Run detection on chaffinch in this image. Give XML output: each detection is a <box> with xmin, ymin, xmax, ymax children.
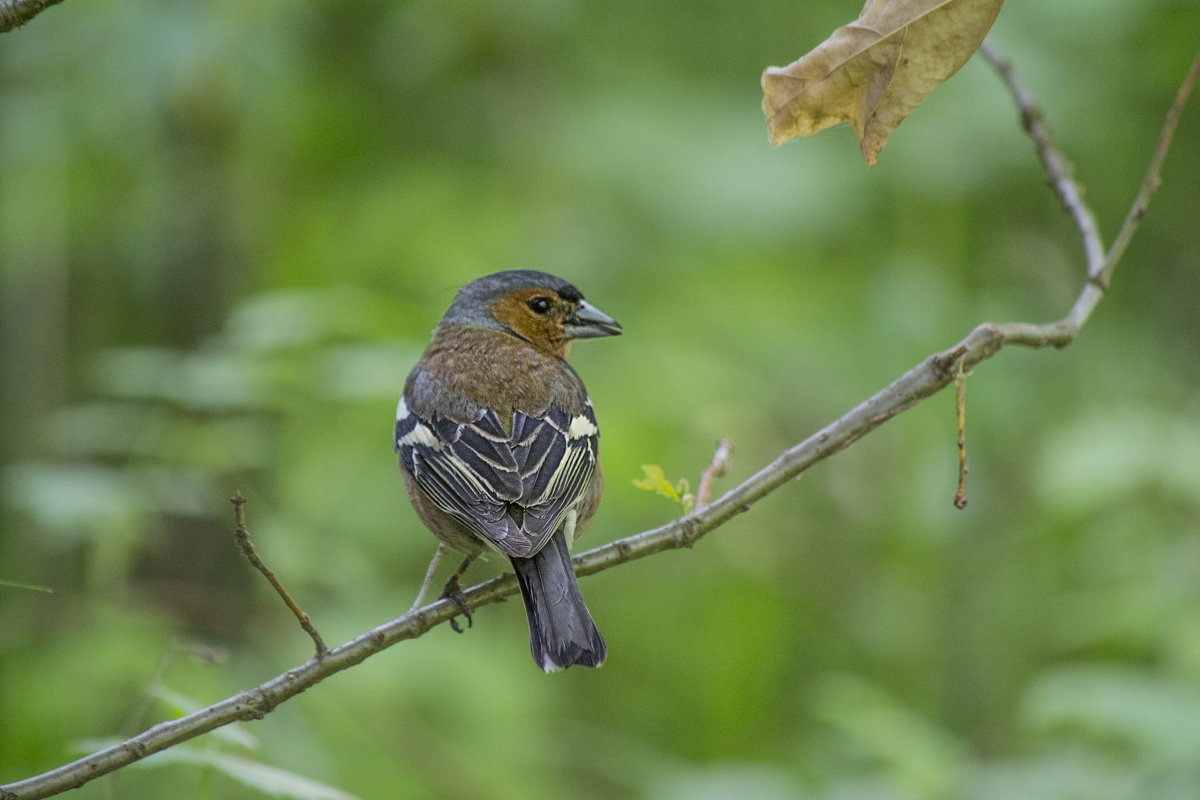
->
<box><xmin>395</xmin><ymin>270</ymin><xmax>621</xmax><ymax>671</ymax></box>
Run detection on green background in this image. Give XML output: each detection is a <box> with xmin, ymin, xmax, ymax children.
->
<box><xmin>2</xmin><ymin>1</ymin><xmax>1199</xmax><ymax>798</ymax></box>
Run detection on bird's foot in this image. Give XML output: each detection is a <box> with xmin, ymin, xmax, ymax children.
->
<box><xmin>440</xmin><ymin>575</ymin><xmax>473</xmax><ymax>633</ymax></box>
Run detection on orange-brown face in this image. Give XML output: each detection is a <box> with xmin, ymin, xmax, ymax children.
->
<box><xmin>489</xmin><ymin>287</ymin><xmax>578</xmax><ymax>359</ymax></box>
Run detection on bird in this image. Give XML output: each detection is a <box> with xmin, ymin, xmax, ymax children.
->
<box><xmin>395</xmin><ymin>270</ymin><xmax>621</xmax><ymax>671</ymax></box>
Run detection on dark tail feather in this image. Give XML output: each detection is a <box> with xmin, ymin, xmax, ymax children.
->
<box><xmin>511</xmin><ymin>530</ymin><xmax>606</xmax><ymax>671</ymax></box>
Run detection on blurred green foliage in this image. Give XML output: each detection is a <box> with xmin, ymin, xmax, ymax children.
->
<box><xmin>2</xmin><ymin>1</ymin><xmax>1199</xmax><ymax>798</ymax></box>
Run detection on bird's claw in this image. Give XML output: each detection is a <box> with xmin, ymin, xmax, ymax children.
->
<box><xmin>440</xmin><ymin>575</ymin><xmax>473</xmax><ymax>633</ymax></box>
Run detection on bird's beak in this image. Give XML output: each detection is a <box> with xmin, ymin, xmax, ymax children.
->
<box><xmin>564</xmin><ymin>300</ymin><xmax>622</xmax><ymax>339</ymax></box>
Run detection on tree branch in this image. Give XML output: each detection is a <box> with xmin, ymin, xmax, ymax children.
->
<box><xmin>1099</xmin><ymin>46</ymin><xmax>1200</xmax><ymax>289</ymax></box>
<box><xmin>3</xmin><ymin>44</ymin><xmax>1196</xmax><ymax>800</ymax></box>
<box><xmin>0</xmin><ymin>0</ymin><xmax>64</xmax><ymax>33</ymax></box>
<box><xmin>980</xmin><ymin>40</ymin><xmax>1200</xmax><ymax>343</ymax></box>
<box><xmin>953</xmin><ymin>361</ymin><xmax>969</xmax><ymax>509</ymax></box>
<box><xmin>978</xmin><ymin>41</ymin><xmax>1106</xmax><ymax>281</ymax></box>
<box><xmin>696</xmin><ymin>438</ymin><xmax>735</xmax><ymax>508</ymax></box>
<box><xmin>0</xmin><ymin>325</ymin><xmax>1002</xmax><ymax>800</ymax></box>
<box><xmin>231</xmin><ymin>492</ymin><xmax>328</xmax><ymax>656</ymax></box>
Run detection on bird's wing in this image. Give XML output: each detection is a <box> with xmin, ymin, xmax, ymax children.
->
<box><xmin>396</xmin><ymin>396</ymin><xmax>521</xmax><ymax>549</ymax></box>
<box><xmin>396</xmin><ymin>395</ymin><xmax>597</xmax><ymax>558</ymax></box>
<box><xmin>508</xmin><ymin>401</ymin><xmax>598</xmax><ymax>553</ymax></box>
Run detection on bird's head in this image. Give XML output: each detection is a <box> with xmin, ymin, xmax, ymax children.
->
<box><xmin>439</xmin><ymin>270</ymin><xmax>622</xmax><ymax>359</ymax></box>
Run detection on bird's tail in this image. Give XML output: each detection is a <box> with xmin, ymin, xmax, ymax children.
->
<box><xmin>511</xmin><ymin>531</ymin><xmax>606</xmax><ymax>671</ymax></box>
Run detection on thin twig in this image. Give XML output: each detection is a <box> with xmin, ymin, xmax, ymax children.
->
<box><xmin>979</xmin><ymin>40</ymin><xmax>1106</xmax><ymax>280</ymax></box>
<box><xmin>1098</xmin><ymin>47</ymin><xmax>1200</xmax><ymax>289</ymax></box>
<box><xmin>408</xmin><ymin>543</ymin><xmax>448</xmax><ymax>613</ymax></box>
<box><xmin>231</xmin><ymin>493</ymin><xmax>328</xmax><ymax>656</ymax></box>
<box><xmin>952</xmin><ymin>361</ymin><xmax>968</xmax><ymax>509</ymax></box>
<box><xmin>0</xmin><ymin>0</ymin><xmax>64</xmax><ymax>33</ymax></box>
<box><xmin>696</xmin><ymin>439</ymin><xmax>735</xmax><ymax>508</ymax></box>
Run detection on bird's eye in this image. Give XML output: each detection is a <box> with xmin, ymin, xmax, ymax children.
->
<box><xmin>527</xmin><ymin>296</ymin><xmax>553</xmax><ymax>314</ymax></box>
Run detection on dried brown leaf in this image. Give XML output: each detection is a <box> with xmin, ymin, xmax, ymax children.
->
<box><xmin>762</xmin><ymin>0</ymin><xmax>1005</xmax><ymax>165</ymax></box>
